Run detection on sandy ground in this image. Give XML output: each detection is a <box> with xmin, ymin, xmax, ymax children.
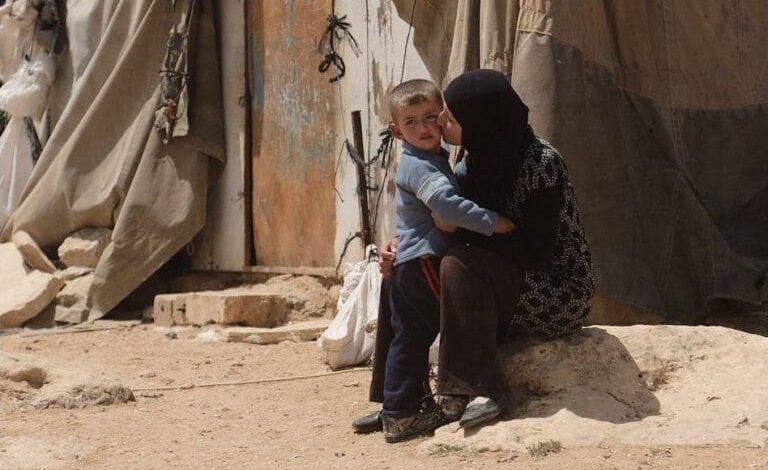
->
<box><xmin>0</xmin><ymin>324</ymin><xmax>766</xmax><ymax>470</ymax></box>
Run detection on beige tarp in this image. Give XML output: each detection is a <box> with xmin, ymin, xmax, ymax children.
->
<box><xmin>1</xmin><ymin>0</ymin><xmax>224</xmax><ymax>320</ymax></box>
<box><xmin>393</xmin><ymin>0</ymin><xmax>768</xmax><ymax>320</ymax></box>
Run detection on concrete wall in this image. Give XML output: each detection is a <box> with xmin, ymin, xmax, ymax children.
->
<box><xmin>193</xmin><ymin>0</ymin><xmax>433</xmax><ymax>272</ymax></box>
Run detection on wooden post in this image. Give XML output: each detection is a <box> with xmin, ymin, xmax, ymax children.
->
<box><xmin>351</xmin><ymin>111</ymin><xmax>372</xmax><ymax>248</ymax></box>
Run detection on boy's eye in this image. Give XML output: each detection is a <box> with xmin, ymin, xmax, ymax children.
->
<box><xmin>404</xmin><ymin>119</ymin><xmax>416</xmax><ymax>127</ymax></box>
<box><xmin>424</xmin><ymin>115</ymin><xmax>438</xmax><ymax>123</ymax></box>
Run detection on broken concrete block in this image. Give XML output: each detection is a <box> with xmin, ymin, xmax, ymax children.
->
<box><xmin>53</xmin><ymin>266</ymin><xmax>94</xmax><ymax>282</ymax></box>
<box><xmin>53</xmin><ymin>305</ymin><xmax>89</xmax><ymax>324</ymax></box>
<box><xmin>222</xmin><ymin>319</ymin><xmax>332</xmax><ymax>345</ymax></box>
<box><xmin>0</xmin><ymin>271</ymin><xmax>64</xmax><ymax>329</ymax></box>
<box><xmin>57</xmin><ymin>227</ymin><xmax>112</xmax><ymax>268</ymax></box>
<box><xmin>55</xmin><ymin>273</ymin><xmax>94</xmax><ymax>308</ymax></box>
<box><xmin>0</xmin><ymin>242</ymin><xmax>30</xmax><ymax>287</ymax></box>
<box><xmin>152</xmin><ymin>295</ymin><xmax>186</xmax><ymax>327</ymax></box>
<box><xmin>152</xmin><ymin>289</ymin><xmax>289</xmax><ymax>327</ymax></box>
<box><xmin>12</xmin><ymin>231</ymin><xmax>56</xmax><ymax>273</ymax></box>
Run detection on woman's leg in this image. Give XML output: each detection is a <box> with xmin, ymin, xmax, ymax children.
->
<box><xmin>438</xmin><ymin>245</ymin><xmax>524</xmax><ymax>399</ymax></box>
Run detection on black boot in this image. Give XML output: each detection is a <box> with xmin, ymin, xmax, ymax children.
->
<box><xmin>352</xmin><ymin>410</ymin><xmax>383</xmax><ymax>433</ymax></box>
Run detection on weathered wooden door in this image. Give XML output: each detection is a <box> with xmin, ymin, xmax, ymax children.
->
<box><xmin>247</xmin><ymin>0</ymin><xmax>338</xmax><ymax>267</ymax></box>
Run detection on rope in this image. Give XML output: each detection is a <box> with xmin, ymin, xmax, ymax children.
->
<box><xmin>131</xmin><ymin>366</ymin><xmax>372</xmax><ymax>392</ymax></box>
<box><xmin>399</xmin><ymin>0</ymin><xmax>417</xmax><ymax>83</ymax></box>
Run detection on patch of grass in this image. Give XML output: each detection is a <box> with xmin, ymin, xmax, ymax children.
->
<box><xmin>428</xmin><ymin>443</ymin><xmax>465</xmax><ymax>457</ymax></box>
<box><xmin>527</xmin><ymin>439</ymin><xmax>562</xmax><ymax>457</ymax></box>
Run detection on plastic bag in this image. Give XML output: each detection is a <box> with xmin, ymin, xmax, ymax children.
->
<box><xmin>0</xmin><ymin>52</ymin><xmax>55</xmax><ymax>118</ymax></box>
<box><xmin>0</xmin><ymin>117</ymin><xmax>33</xmax><ymax>229</ymax></box>
<box><xmin>318</xmin><ymin>251</ymin><xmax>382</xmax><ymax>370</ymax></box>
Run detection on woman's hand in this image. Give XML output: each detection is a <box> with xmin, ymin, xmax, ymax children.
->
<box><xmin>493</xmin><ymin>216</ymin><xmax>516</xmax><ymax>234</ymax></box>
<box><xmin>432</xmin><ymin>213</ymin><xmax>458</xmax><ymax>233</ymax></box>
<box><xmin>378</xmin><ymin>237</ymin><xmax>398</xmax><ymax>277</ymax></box>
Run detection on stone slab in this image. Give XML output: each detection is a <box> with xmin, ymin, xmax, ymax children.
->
<box><xmin>53</xmin><ymin>267</ymin><xmax>94</xmax><ymax>282</ymax></box>
<box><xmin>0</xmin><ymin>242</ymin><xmax>29</xmax><ymax>288</ymax></box>
<box><xmin>57</xmin><ymin>228</ymin><xmax>112</xmax><ymax>269</ymax></box>
<box><xmin>221</xmin><ymin>319</ymin><xmax>332</xmax><ymax>345</ymax></box>
<box><xmin>11</xmin><ymin>231</ymin><xmax>56</xmax><ymax>273</ymax></box>
<box><xmin>152</xmin><ymin>290</ymin><xmax>289</xmax><ymax>327</ymax></box>
<box><xmin>0</xmin><ymin>271</ymin><xmax>64</xmax><ymax>329</ymax></box>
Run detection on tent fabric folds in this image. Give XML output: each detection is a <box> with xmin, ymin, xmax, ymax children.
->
<box><xmin>1</xmin><ymin>0</ymin><xmax>224</xmax><ymax>320</ymax></box>
<box><xmin>393</xmin><ymin>0</ymin><xmax>768</xmax><ymax>321</ymax></box>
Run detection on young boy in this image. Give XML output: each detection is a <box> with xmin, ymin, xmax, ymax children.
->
<box><xmin>381</xmin><ymin>79</ymin><xmax>514</xmax><ymax>443</ymax></box>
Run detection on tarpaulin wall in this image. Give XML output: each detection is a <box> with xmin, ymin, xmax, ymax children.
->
<box><xmin>1</xmin><ymin>0</ymin><xmax>224</xmax><ymax>320</ymax></box>
<box><xmin>393</xmin><ymin>0</ymin><xmax>768</xmax><ymax>321</ymax></box>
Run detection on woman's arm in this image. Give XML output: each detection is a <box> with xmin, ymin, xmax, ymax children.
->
<box><xmin>453</xmin><ymin>186</ymin><xmax>563</xmax><ymax>269</ymax></box>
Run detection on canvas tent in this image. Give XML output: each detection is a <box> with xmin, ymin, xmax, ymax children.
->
<box><xmin>389</xmin><ymin>0</ymin><xmax>768</xmax><ymax>322</ymax></box>
<box><xmin>0</xmin><ymin>0</ymin><xmax>223</xmax><ymax>320</ymax></box>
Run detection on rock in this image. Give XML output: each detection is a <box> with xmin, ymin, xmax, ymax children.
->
<box><xmin>222</xmin><ymin>319</ymin><xmax>332</xmax><ymax>345</ymax></box>
<box><xmin>153</xmin><ymin>288</ymin><xmax>289</xmax><ymax>327</ymax></box>
<box><xmin>0</xmin><ymin>271</ymin><xmax>64</xmax><ymax>329</ymax></box>
<box><xmin>53</xmin><ymin>266</ymin><xmax>94</xmax><ymax>282</ymax></box>
<box><xmin>55</xmin><ymin>273</ymin><xmax>94</xmax><ymax>308</ymax></box>
<box><xmin>53</xmin><ymin>305</ymin><xmax>89</xmax><ymax>324</ymax></box>
<box><xmin>22</xmin><ymin>304</ymin><xmax>55</xmax><ymax>329</ymax></box>
<box><xmin>0</xmin><ymin>242</ymin><xmax>29</xmax><ymax>287</ymax></box>
<box><xmin>424</xmin><ymin>326</ymin><xmax>768</xmax><ymax>453</ymax></box>
<box><xmin>57</xmin><ymin>227</ymin><xmax>112</xmax><ymax>268</ymax></box>
<box><xmin>11</xmin><ymin>231</ymin><xmax>56</xmax><ymax>273</ymax></box>
<box><xmin>1</xmin><ymin>352</ymin><xmax>135</xmax><ymax>409</ymax></box>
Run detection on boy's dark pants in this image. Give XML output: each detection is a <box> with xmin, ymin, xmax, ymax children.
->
<box><xmin>381</xmin><ymin>257</ymin><xmax>441</xmax><ymax>418</ymax></box>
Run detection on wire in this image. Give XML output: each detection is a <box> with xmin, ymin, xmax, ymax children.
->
<box><xmin>131</xmin><ymin>366</ymin><xmax>372</xmax><ymax>392</ymax></box>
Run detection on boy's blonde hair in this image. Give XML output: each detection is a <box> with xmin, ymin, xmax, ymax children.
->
<box><xmin>387</xmin><ymin>79</ymin><xmax>442</xmax><ymax>121</ymax></box>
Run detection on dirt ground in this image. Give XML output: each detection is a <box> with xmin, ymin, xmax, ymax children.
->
<box><xmin>0</xmin><ymin>324</ymin><xmax>765</xmax><ymax>470</ymax></box>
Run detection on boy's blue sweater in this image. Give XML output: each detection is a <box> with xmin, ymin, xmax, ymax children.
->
<box><xmin>394</xmin><ymin>142</ymin><xmax>498</xmax><ymax>266</ymax></box>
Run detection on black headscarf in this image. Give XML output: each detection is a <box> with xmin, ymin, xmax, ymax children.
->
<box><xmin>443</xmin><ymin>69</ymin><xmax>533</xmax><ymax>212</ymax></box>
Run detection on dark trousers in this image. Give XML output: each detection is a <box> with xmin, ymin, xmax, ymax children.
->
<box><xmin>371</xmin><ymin>245</ymin><xmax>524</xmax><ymax>407</ymax></box>
<box><xmin>381</xmin><ymin>257</ymin><xmax>441</xmax><ymax>418</ymax></box>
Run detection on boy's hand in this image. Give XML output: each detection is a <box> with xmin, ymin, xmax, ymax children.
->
<box><xmin>432</xmin><ymin>213</ymin><xmax>458</xmax><ymax>233</ymax></box>
<box><xmin>493</xmin><ymin>216</ymin><xmax>516</xmax><ymax>234</ymax></box>
<box><xmin>378</xmin><ymin>237</ymin><xmax>398</xmax><ymax>277</ymax></box>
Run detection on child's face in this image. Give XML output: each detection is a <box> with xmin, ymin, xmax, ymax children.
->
<box><xmin>390</xmin><ymin>100</ymin><xmax>443</xmax><ymax>154</ymax></box>
<box><xmin>438</xmin><ymin>107</ymin><xmax>462</xmax><ymax>146</ymax></box>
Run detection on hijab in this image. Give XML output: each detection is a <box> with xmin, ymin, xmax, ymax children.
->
<box><xmin>443</xmin><ymin>69</ymin><xmax>533</xmax><ymax>212</ymax></box>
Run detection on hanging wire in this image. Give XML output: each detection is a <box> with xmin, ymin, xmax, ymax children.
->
<box><xmin>318</xmin><ymin>0</ymin><xmax>361</xmax><ymax>83</ymax></box>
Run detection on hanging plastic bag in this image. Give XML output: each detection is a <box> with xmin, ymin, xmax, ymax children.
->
<box><xmin>0</xmin><ymin>117</ymin><xmax>33</xmax><ymax>229</ymax></box>
<box><xmin>318</xmin><ymin>247</ymin><xmax>382</xmax><ymax>369</ymax></box>
<box><xmin>0</xmin><ymin>52</ymin><xmax>55</xmax><ymax>119</ymax></box>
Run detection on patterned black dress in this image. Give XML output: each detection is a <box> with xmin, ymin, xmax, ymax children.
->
<box><xmin>504</xmin><ymin>137</ymin><xmax>595</xmax><ymax>337</ymax></box>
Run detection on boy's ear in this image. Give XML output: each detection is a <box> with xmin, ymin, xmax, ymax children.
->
<box><xmin>389</xmin><ymin>122</ymin><xmax>404</xmax><ymax>140</ymax></box>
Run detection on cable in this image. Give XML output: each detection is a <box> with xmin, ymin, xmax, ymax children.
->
<box><xmin>131</xmin><ymin>366</ymin><xmax>372</xmax><ymax>392</ymax></box>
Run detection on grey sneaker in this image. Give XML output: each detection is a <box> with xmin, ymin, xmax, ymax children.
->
<box><xmin>458</xmin><ymin>396</ymin><xmax>506</xmax><ymax>429</ymax></box>
<box><xmin>437</xmin><ymin>394</ymin><xmax>468</xmax><ymax>423</ymax></box>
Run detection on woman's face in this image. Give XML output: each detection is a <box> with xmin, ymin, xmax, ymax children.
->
<box><xmin>438</xmin><ymin>107</ymin><xmax>462</xmax><ymax>146</ymax></box>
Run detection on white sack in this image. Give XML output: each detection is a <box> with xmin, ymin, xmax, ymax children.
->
<box><xmin>318</xmin><ymin>258</ymin><xmax>382</xmax><ymax>370</ymax></box>
<box><xmin>0</xmin><ymin>118</ymin><xmax>33</xmax><ymax>229</ymax></box>
<box><xmin>0</xmin><ymin>53</ymin><xmax>55</xmax><ymax>118</ymax></box>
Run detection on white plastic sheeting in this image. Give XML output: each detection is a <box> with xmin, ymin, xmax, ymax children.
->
<box><xmin>0</xmin><ymin>0</ymin><xmax>55</xmax><ymax>231</ymax></box>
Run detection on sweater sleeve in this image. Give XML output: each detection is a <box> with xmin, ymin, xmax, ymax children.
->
<box><xmin>416</xmin><ymin>172</ymin><xmax>499</xmax><ymax>237</ymax></box>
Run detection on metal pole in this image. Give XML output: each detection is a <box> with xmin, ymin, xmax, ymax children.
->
<box><xmin>351</xmin><ymin>110</ymin><xmax>372</xmax><ymax>248</ymax></box>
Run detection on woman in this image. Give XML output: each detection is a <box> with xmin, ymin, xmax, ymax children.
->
<box><xmin>353</xmin><ymin>69</ymin><xmax>594</xmax><ymax>438</ymax></box>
